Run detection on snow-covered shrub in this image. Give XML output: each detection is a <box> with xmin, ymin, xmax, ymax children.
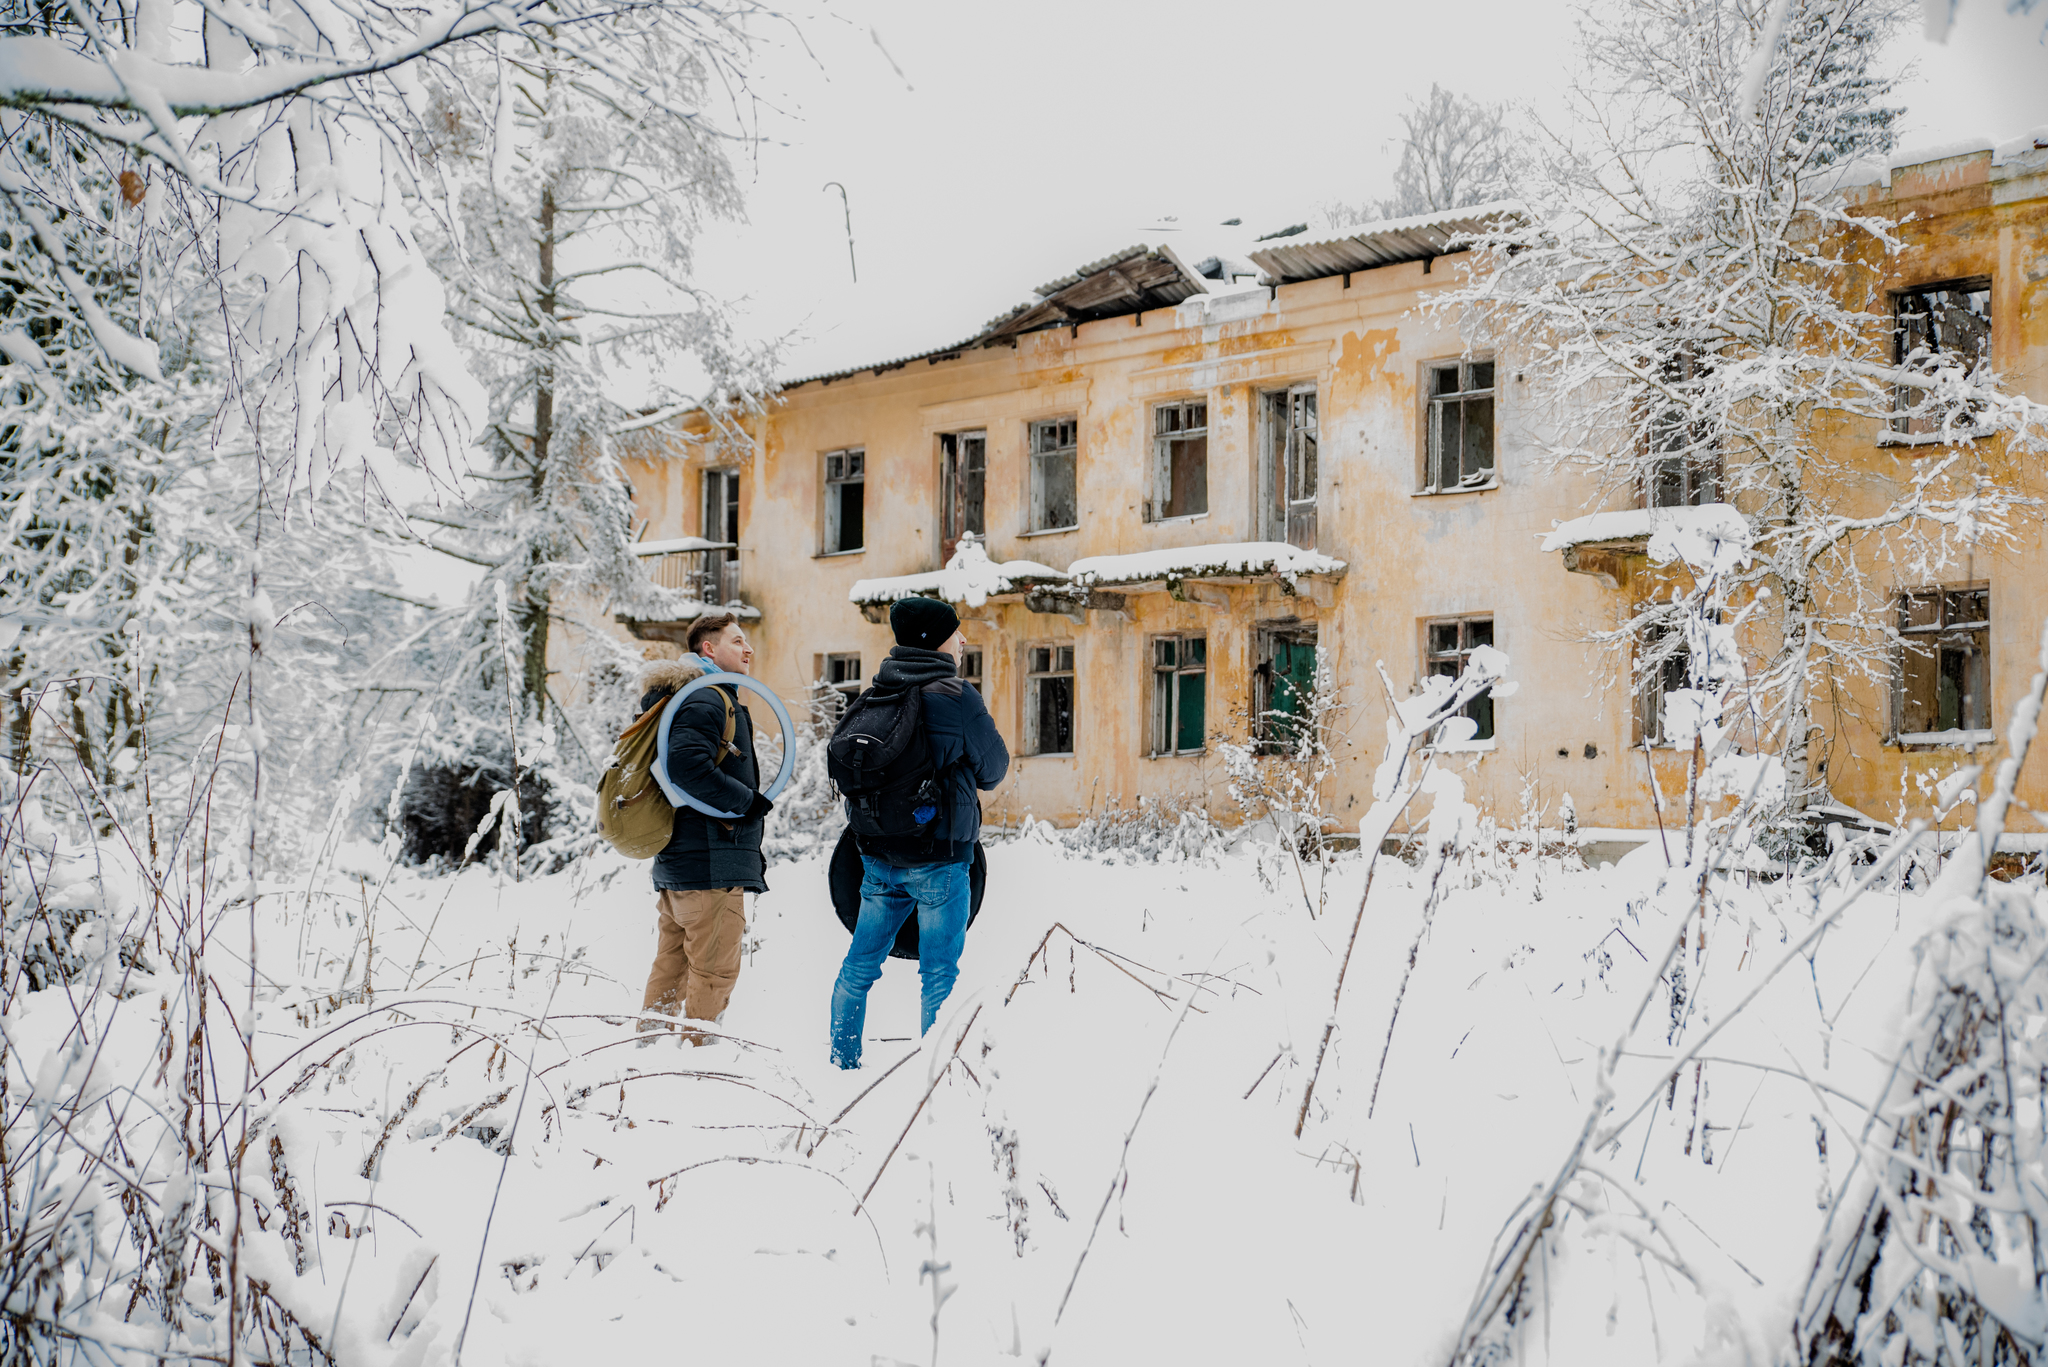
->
<box><xmin>760</xmin><ymin>685</ymin><xmax>849</xmax><ymax>866</ymax></box>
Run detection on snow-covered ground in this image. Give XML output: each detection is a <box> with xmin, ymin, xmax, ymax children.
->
<box><xmin>13</xmin><ymin>813</ymin><xmax>1971</xmax><ymax>1365</ymax></box>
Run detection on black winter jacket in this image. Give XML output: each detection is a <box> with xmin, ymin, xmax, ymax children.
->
<box><xmin>854</xmin><ymin>646</ymin><xmax>1010</xmax><ymax>866</ymax></box>
<box><xmin>640</xmin><ymin>675</ymin><xmax>768</xmax><ymax>894</ymax></box>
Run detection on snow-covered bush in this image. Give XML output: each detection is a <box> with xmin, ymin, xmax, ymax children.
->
<box><xmin>760</xmin><ymin>686</ymin><xmax>850</xmax><ymax>866</ymax></box>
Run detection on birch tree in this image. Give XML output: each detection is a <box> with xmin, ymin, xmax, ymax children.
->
<box><xmin>1443</xmin><ymin>0</ymin><xmax>2046</xmax><ymax>828</ymax></box>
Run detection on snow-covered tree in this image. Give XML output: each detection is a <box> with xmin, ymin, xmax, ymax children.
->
<box><xmin>1319</xmin><ymin>84</ymin><xmax>1517</xmax><ymax>229</ymax></box>
<box><xmin>1442</xmin><ymin>0</ymin><xmax>2046</xmax><ymax>826</ymax></box>
<box><xmin>409</xmin><ymin>20</ymin><xmax>777</xmax><ymax>724</ymax></box>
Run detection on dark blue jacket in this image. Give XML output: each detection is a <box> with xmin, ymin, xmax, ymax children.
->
<box><xmin>857</xmin><ymin>646</ymin><xmax>1009</xmax><ymax>866</ymax></box>
<box><xmin>640</xmin><ymin>676</ymin><xmax>768</xmax><ymax>894</ymax></box>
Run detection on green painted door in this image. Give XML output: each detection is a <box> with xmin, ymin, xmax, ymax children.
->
<box><xmin>1270</xmin><ymin>639</ymin><xmax>1316</xmax><ymax>746</ymax></box>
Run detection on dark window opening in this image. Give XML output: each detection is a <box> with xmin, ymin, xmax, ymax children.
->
<box><xmin>940</xmin><ymin>430</ymin><xmax>986</xmax><ymax>562</ymax></box>
<box><xmin>1026</xmin><ymin>644</ymin><xmax>1075</xmax><ymax>756</ymax></box>
<box><xmin>1262</xmin><ymin>387</ymin><xmax>1319</xmax><ymax>548</ymax></box>
<box><xmin>1897</xmin><ymin>585</ymin><xmax>1991</xmax><ymax>737</ymax></box>
<box><xmin>1893</xmin><ymin>279</ymin><xmax>1992</xmax><ymax>437</ymax></box>
<box><xmin>1425</xmin><ymin>360</ymin><xmax>1495</xmax><ymax>493</ymax></box>
<box><xmin>1029</xmin><ymin>418</ymin><xmax>1078</xmax><ymax>532</ymax></box>
<box><xmin>1425</xmin><ymin>616</ymin><xmax>1496</xmax><ymax>741</ymax></box>
<box><xmin>1150</xmin><ymin>401</ymin><xmax>1208</xmax><ymax>521</ymax></box>
<box><xmin>959</xmin><ymin>647</ymin><xmax>983</xmax><ymax>696</ymax></box>
<box><xmin>824</xmin><ymin>448</ymin><xmax>865</xmax><ymax>554</ymax></box>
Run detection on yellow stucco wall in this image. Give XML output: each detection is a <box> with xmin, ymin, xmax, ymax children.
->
<box><xmin>572</xmin><ymin>148</ymin><xmax>2048</xmax><ymax>841</ymax></box>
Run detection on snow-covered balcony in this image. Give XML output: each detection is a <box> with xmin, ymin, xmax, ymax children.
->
<box><xmin>848</xmin><ymin>537</ymin><xmax>1070</xmax><ymax>622</ymax></box>
<box><xmin>617</xmin><ymin>536</ymin><xmax>757</xmax><ymax>644</ymax></box>
<box><xmin>1538</xmin><ymin>504</ymin><xmax>1743</xmax><ymax>590</ymax></box>
<box><xmin>849</xmin><ymin>538</ymin><xmax>1347</xmax><ymax>625</ymax></box>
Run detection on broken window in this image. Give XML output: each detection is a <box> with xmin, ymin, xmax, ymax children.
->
<box><xmin>958</xmin><ymin>647</ymin><xmax>984</xmax><ymax>696</ymax></box>
<box><xmin>701</xmin><ymin>468</ymin><xmax>741</xmax><ymax>602</ymax></box>
<box><xmin>1893</xmin><ymin>279</ymin><xmax>1992</xmax><ymax>436</ymax></box>
<box><xmin>1425</xmin><ymin>616</ymin><xmax>1496</xmax><ymax>742</ymax></box>
<box><xmin>1261</xmin><ymin>386</ymin><xmax>1319</xmax><ymax>549</ymax></box>
<box><xmin>816</xmin><ymin>652</ymin><xmax>862</xmax><ymax>719</ymax></box>
<box><xmin>823</xmin><ymin>448</ymin><xmax>865</xmax><ymax>554</ymax></box>
<box><xmin>1029</xmin><ymin>418</ymin><xmax>1078</xmax><ymax>533</ymax></box>
<box><xmin>1424</xmin><ymin>359</ymin><xmax>1495</xmax><ymax>493</ymax></box>
<box><xmin>1635</xmin><ymin>621</ymin><xmax>1694</xmax><ymax>746</ymax></box>
<box><xmin>1149</xmin><ymin>401</ymin><xmax>1208</xmax><ymax>521</ymax></box>
<box><xmin>1254</xmin><ymin>626</ymin><xmax>1318</xmax><ymax>753</ymax></box>
<box><xmin>1149</xmin><ymin>635</ymin><xmax>1207</xmax><ymax>757</ymax></box>
<box><xmin>1025</xmin><ymin>644</ymin><xmax>1075</xmax><ymax>756</ymax></box>
<box><xmin>939</xmin><ymin>430</ymin><xmax>986</xmax><ymax>561</ymax></box>
<box><xmin>1896</xmin><ymin>585</ymin><xmax>1991</xmax><ymax>740</ymax></box>
<box><xmin>1644</xmin><ymin>348</ymin><xmax>1719</xmax><ymax>508</ymax></box>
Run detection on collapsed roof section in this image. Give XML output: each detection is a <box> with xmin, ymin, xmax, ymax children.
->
<box><xmin>785</xmin><ymin>244</ymin><xmax>1216</xmax><ymax>390</ymax></box>
<box><xmin>1247</xmin><ymin>199</ymin><xmax>1524</xmax><ymax>284</ymax></box>
<box><xmin>978</xmin><ymin>244</ymin><xmax>1213</xmax><ymax>340</ymax></box>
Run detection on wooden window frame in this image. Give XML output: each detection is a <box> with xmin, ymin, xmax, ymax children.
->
<box><xmin>1024</xmin><ymin>642</ymin><xmax>1076</xmax><ymax>757</ymax></box>
<box><xmin>1148</xmin><ymin>633</ymin><xmax>1208</xmax><ymax>758</ymax></box>
<box><xmin>1260</xmin><ymin>384</ymin><xmax>1319</xmax><ymax>548</ymax></box>
<box><xmin>939</xmin><ymin>429</ymin><xmax>986</xmax><ymax>561</ymax></box>
<box><xmin>1027</xmin><ymin>417</ymin><xmax>1079</xmax><ymax>534</ymax></box>
<box><xmin>1893</xmin><ymin>583</ymin><xmax>1992</xmax><ymax>744</ymax></box>
<box><xmin>1148</xmin><ymin>399</ymin><xmax>1209</xmax><ymax>522</ymax></box>
<box><xmin>821</xmin><ymin>448</ymin><xmax>866</xmax><ymax>555</ymax></box>
<box><xmin>1421</xmin><ymin>359</ymin><xmax>1497</xmax><ymax>494</ymax></box>
<box><xmin>1423</xmin><ymin>614</ymin><xmax>1497</xmax><ymax>743</ymax></box>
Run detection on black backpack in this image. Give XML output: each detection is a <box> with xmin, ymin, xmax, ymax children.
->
<box><xmin>826</xmin><ymin>684</ymin><xmax>946</xmax><ymax>839</ymax></box>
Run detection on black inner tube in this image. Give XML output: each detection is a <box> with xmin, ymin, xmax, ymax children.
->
<box><xmin>828</xmin><ymin>826</ymin><xmax>986</xmax><ymax>961</ymax></box>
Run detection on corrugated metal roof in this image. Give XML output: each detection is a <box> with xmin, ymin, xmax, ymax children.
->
<box><xmin>1248</xmin><ymin>200</ymin><xmax>1525</xmax><ymax>284</ymax></box>
<box><xmin>781</xmin><ymin>244</ymin><xmax>1214</xmax><ymax>391</ymax></box>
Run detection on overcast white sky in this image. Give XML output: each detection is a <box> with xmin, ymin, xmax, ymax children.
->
<box><xmin>685</xmin><ymin>0</ymin><xmax>2048</xmax><ymax>384</ymax></box>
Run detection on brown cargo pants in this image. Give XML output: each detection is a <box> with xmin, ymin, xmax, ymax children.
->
<box><xmin>640</xmin><ymin>888</ymin><xmax>745</xmax><ymax>1040</ymax></box>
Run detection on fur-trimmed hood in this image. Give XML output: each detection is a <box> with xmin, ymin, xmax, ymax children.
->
<box><xmin>636</xmin><ymin>657</ymin><xmax>704</xmax><ymax>695</ymax></box>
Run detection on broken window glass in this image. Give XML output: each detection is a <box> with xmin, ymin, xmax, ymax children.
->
<box><xmin>1029</xmin><ymin>418</ymin><xmax>1078</xmax><ymax>532</ymax></box>
<box><xmin>1151</xmin><ymin>401</ymin><xmax>1208</xmax><ymax>521</ymax></box>
<box><xmin>1425</xmin><ymin>361</ymin><xmax>1495</xmax><ymax>493</ymax></box>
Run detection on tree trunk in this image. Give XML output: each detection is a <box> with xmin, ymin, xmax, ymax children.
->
<box><xmin>521</xmin><ymin>178</ymin><xmax>557</xmax><ymax>723</ymax></box>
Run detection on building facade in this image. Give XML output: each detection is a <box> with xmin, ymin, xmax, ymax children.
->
<box><xmin>571</xmin><ymin>142</ymin><xmax>2048</xmax><ymax>848</ymax></box>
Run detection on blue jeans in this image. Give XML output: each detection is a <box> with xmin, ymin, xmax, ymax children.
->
<box><xmin>829</xmin><ymin>856</ymin><xmax>970</xmax><ymax>1068</ymax></box>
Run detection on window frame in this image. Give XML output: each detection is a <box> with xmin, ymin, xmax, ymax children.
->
<box><xmin>821</xmin><ymin>447</ymin><xmax>866</xmax><ymax>556</ymax></box>
<box><xmin>959</xmin><ymin>646</ymin><xmax>984</xmax><ymax>696</ymax></box>
<box><xmin>1260</xmin><ymin>384</ymin><xmax>1319</xmax><ymax>548</ymax></box>
<box><xmin>1023</xmin><ymin>642</ymin><xmax>1077</xmax><ymax>757</ymax></box>
<box><xmin>1148</xmin><ymin>633</ymin><xmax>1209</xmax><ymax>758</ymax></box>
<box><xmin>816</xmin><ymin>652</ymin><xmax>862</xmax><ymax>719</ymax></box>
<box><xmin>1026</xmin><ymin>416</ymin><xmax>1079</xmax><ymax>535</ymax></box>
<box><xmin>1642</xmin><ymin>347</ymin><xmax>1721</xmax><ymax>509</ymax></box>
<box><xmin>1634</xmin><ymin>619</ymin><xmax>1696</xmax><ymax>747</ymax></box>
<box><xmin>1890</xmin><ymin>277</ymin><xmax>1993</xmax><ymax>439</ymax></box>
<box><xmin>1148</xmin><ymin>399</ymin><xmax>1210</xmax><ymax>523</ymax></box>
<box><xmin>1422</xmin><ymin>614</ymin><xmax>1497</xmax><ymax>745</ymax></box>
<box><xmin>1893</xmin><ymin>583</ymin><xmax>1992</xmax><ymax>744</ymax></box>
<box><xmin>1253</xmin><ymin>624</ymin><xmax>1319</xmax><ymax>755</ymax></box>
<box><xmin>1420</xmin><ymin>358</ymin><xmax>1497</xmax><ymax>495</ymax></box>
<box><xmin>939</xmin><ymin>429</ymin><xmax>987</xmax><ymax>561</ymax></box>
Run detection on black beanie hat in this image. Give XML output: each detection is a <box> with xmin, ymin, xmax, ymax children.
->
<box><xmin>890</xmin><ymin>596</ymin><xmax>960</xmax><ymax>648</ymax></box>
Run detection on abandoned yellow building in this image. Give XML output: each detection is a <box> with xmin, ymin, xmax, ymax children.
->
<box><xmin>573</xmin><ymin>140</ymin><xmax>2048</xmax><ymax>854</ymax></box>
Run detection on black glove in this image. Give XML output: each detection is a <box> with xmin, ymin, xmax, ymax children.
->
<box><xmin>743</xmin><ymin>790</ymin><xmax>775</xmax><ymax>821</ymax></box>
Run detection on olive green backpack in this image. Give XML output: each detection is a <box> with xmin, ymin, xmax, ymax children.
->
<box><xmin>595</xmin><ymin>688</ymin><xmax>736</xmax><ymax>858</ymax></box>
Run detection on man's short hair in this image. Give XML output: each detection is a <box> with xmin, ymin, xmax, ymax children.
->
<box><xmin>687</xmin><ymin>612</ymin><xmax>739</xmax><ymax>656</ymax></box>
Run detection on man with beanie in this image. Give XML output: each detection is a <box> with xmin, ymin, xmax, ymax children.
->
<box><xmin>638</xmin><ymin>613</ymin><xmax>772</xmax><ymax>1044</ymax></box>
<box><xmin>828</xmin><ymin>596</ymin><xmax>1008</xmax><ymax>1068</ymax></box>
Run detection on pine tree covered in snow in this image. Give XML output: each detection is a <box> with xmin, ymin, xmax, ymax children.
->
<box><xmin>1443</xmin><ymin>0</ymin><xmax>2047</xmax><ymax>828</ymax></box>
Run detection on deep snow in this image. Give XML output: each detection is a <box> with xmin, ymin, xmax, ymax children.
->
<box><xmin>8</xmin><ymin>816</ymin><xmax>1971</xmax><ymax>1365</ymax></box>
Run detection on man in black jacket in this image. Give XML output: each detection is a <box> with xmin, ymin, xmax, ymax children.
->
<box><xmin>829</xmin><ymin>597</ymin><xmax>1009</xmax><ymax>1068</ymax></box>
<box><xmin>638</xmin><ymin>613</ymin><xmax>773</xmax><ymax>1043</ymax></box>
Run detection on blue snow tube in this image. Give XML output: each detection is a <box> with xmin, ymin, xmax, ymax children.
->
<box><xmin>651</xmin><ymin>665</ymin><xmax>796</xmax><ymax>820</ymax></box>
